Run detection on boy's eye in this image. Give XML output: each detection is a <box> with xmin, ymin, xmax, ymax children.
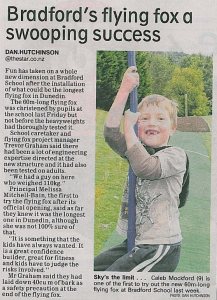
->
<box><xmin>139</xmin><ymin>117</ymin><xmax>148</xmax><ymax>122</ymax></box>
<box><xmin>158</xmin><ymin>117</ymin><xmax>165</xmax><ymax>120</ymax></box>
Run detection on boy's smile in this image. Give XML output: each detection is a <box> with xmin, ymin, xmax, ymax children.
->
<box><xmin>138</xmin><ymin>104</ymin><xmax>175</xmax><ymax>148</ymax></box>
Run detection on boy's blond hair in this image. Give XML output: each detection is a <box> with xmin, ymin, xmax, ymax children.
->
<box><xmin>138</xmin><ymin>94</ymin><xmax>178</xmax><ymax>130</ymax></box>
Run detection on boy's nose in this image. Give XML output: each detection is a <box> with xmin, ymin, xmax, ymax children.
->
<box><xmin>148</xmin><ymin>117</ymin><xmax>156</xmax><ymax>125</ymax></box>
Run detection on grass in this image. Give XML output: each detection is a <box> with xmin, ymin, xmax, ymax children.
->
<box><xmin>95</xmin><ymin>110</ymin><xmax>212</xmax><ymax>272</ymax></box>
<box><xmin>172</xmin><ymin>130</ymin><xmax>211</xmax><ymax>272</ymax></box>
<box><xmin>199</xmin><ymin>116</ymin><xmax>212</xmax><ymax>159</ymax></box>
<box><xmin>94</xmin><ymin>110</ymin><xmax>128</xmax><ymax>255</ymax></box>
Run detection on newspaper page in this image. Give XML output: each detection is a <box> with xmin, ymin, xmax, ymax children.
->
<box><xmin>0</xmin><ymin>0</ymin><xmax>217</xmax><ymax>299</ymax></box>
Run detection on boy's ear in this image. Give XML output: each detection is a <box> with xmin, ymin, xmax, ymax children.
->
<box><xmin>169</xmin><ymin>126</ymin><xmax>176</xmax><ymax>137</ymax></box>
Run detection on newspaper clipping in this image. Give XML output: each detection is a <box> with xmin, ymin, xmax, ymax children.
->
<box><xmin>0</xmin><ymin>0</ymin><xmax>217</xmax><ymax>299</ymax></box>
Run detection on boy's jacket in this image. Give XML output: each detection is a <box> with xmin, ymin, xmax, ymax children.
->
<box><xmin>144</xmin><ymin>145</ymin><xmax>189</xmax><ymax>208</ymax></box>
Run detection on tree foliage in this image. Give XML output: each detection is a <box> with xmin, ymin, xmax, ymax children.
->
<box><xmin>136</xmin><ymin>52</ymin><xmax>151</xmax><ymax>101</ymax></box>
<box><xmin>164</xmin><ymin>67</ymin><xmax>210</xmax><ymax>116</ymax></box>
<box><xmin>96</xmin><ymin>51</ymin><xmax>127</xmax><ymax>111</ymax></box>
<box><xmin>96</xmin><ymin>51</ymin><xmax>151</xmax><ymax>111</ymax></box>
<box><xmin>179</xmin><ymin>54</ymin><xmax>213</xmax><ymax>101</ymax></box>
<box><xmin>96</xmin><ymin>51</ymin><xmax>212</xmax><ymax>116</ymax></box>
<box><xmin>148</xmin><ymin>54</ymin><xmax>175</xmax><ymax>95</ymax></box>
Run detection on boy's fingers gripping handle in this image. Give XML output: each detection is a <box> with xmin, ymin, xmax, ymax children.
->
<box><xmin>121</xmin><ymin>68</ymin><xmax>139</xmax><ymax>94</ymax></box>
<box><xmin>127</xmin><ymin>66</ymin><xmax>137</xmax><ymax>73</ymax></box>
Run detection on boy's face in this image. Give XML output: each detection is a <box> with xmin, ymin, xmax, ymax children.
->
<box><xmin>138</xmin><ymin>104</ymin><xmax>175</xmax><ymax>148</ymax></box>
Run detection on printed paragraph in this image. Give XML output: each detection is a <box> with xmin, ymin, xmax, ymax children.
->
<box><xmin>2</xmin><ymin>67</ymin><xmax>88</xmax><ymax>298</ymax></box>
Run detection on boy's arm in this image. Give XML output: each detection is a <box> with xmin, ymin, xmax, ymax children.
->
<box><xmin>124</xmin><ymin>110</ymin><xmax>162</xmax><ymax>180</ymax></box>
<box><xmin>104</xmin><ymin>67</ymin><xmax>139</xmax><ymax>157</ymax></box>
<box><xmin>123</xmin><ymin>109</ymin><xmax>141</xmax><ymax>149</ymax></box>
<box><xmin>105</xmin><ymin>66</ymin><xmax>139</xmax><ymax>128</ymax></box>
<box><xmin>104</xmin><ymin>126</ymin><xmax>127</xmax><ymax>158</ymax></box>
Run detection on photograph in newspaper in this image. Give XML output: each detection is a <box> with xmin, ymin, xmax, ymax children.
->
<box><xmin>94</xmin><ymin>50</ymin><xmax>212</xmax><ymax>273</ymax></box>
<box><xmin>1</xmin><ymin>0</ymin><xmax>217</xmax><ymax>299</ymax></box>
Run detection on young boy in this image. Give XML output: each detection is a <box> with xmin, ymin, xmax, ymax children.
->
<box><xmin>94</xmin><ymin>67</ymin><xmax>188</xmax><ymax>272</ymax></box>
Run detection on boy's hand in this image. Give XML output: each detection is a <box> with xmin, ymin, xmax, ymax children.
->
<box><xmin>105</xmin><ymin>67</ymin><xmax>139</xmax><ymax>128</ymax></box>
<box><xmin>124</xmin><ymin>110</ymin><xmax>141</xmax><ymax>128</ymax></box>
<box><xmin>120</xmin><ymin>66</ymin><xmax>139</xmax><ymax>94</ymax></box>
<box><xmin>124</xmin><ymin>110</ymin><xmax>141</xmax><ymax>149</ymax></box>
